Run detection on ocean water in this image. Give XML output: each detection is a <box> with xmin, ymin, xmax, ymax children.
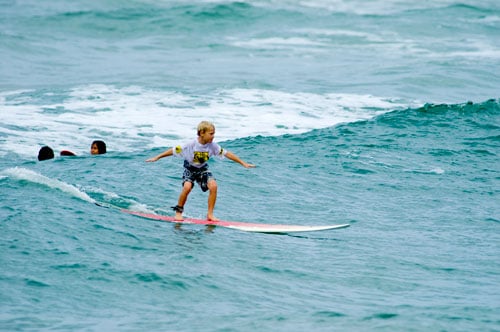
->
<box><xmin>1</xmin><ymin>1</ymin><xmax>499</xmax><ymax>331</ymax></box>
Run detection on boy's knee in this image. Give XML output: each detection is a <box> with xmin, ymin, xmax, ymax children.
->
<box><xmin>183</xmin><ymin>181</ymin><xmax>193</xmax><ymax>191</ymax></box>
<box><xmin>207</xmin><ymin>179</ymin><xmax>217</xmax><ymax>191</ymax></box>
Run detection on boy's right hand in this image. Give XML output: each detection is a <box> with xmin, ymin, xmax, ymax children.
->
<box><xmin>242</xmin><ymin>162</ymin><xmax>256</xmax><ymax>168</ymax></box>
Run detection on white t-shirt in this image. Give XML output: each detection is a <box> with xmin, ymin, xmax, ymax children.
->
<box><xmin>173</xmin><ymin>140</ymin><xmax>227</xmax><ymax>168</ymax></box>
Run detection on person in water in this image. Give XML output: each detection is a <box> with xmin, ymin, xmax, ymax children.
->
<box><xmin>38</xmin><ymin>146</ymin><xmax>54</xmax><ymax>161</ymax></box>
<box><xmin>90</xmin><ymin>140</ymin><xmax>107</xmax><ymax>155</ymax></box>
<box><xmin>59</xmin><ymin>140</ymin><xmax>107</xmax><ymax>156</ymax></box>
<box><xmin>146</xmin><ymin>121</ymin><xmax>255</xmax><ymax>221</ymax></box>
<box><xmin>60</xmin><ymin>150</ymin><xmax>76</xmax><ymax>156</ymax></box>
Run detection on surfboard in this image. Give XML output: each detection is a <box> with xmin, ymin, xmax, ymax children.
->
<box><xmin>121</xmin><ymin>209</ymin><xmax>350</xmax><ymax>233</ymax></box>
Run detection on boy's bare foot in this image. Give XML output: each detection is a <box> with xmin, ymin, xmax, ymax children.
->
<box><xmin>172</xmin><ymin>205</ymin><xmax>184</xmax><ymax>221</ymax></box>
<box><xmin>175</xmin><ymin>211</ymin><xmax>183</xmax><ymax>221</ymax></box>
<box><xmin>207</xmin><ymin>214</ymin><xmax>219</xmax><ymax>222</ymax></box>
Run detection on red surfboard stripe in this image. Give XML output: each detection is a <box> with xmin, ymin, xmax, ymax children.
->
<box><xmin>122</xmin><ymin>209</ymin><xmax>298</xmax><ymax>228</ymax></box>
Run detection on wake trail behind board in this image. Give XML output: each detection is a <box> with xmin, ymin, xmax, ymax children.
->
<box><xmin>122</xmin><ymin>209</ymin><xmax>350</xmax><ymax>233</ymax></box>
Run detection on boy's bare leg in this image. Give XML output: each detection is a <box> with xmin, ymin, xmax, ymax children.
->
<box><xmin>175</xmin><ymin>182</ymin><xmax>193</xmax><ymax>220</ymax></box>
<box><xmin>207</xmin><ymin>180</ymin><xmax>218</xmax><ymax>221</ymax></box>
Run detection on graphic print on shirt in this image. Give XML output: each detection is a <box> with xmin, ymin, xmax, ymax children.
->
<box><xmin>193</xmin><ymin>151</ymin><xmax>209</xmax><ymax>165</ymax></box>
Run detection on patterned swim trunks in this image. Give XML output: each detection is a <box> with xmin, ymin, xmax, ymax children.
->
<box><xmin>182</xmin><ymin>160</ymin><xmax>214</xmax><ymax>192</ymax></box>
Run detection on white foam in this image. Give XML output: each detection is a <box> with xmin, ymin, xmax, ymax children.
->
<box><xmin>444</xmin><ymin>38</ymin><xmax>500</xmax><ymax>60</ymax></box>
<box><xmin>0</xmin><ymin>85</ymin><xmax>411</xmax><ymax>158</ymax></box>
<box><xmin>2</xmin><ymin>167</ymin><xmax>96</xmax><ymax>203</ymax></box>
<box><xmin>230</xmin><ymin>37</ymin><xmax>326</xmax><ymax>50</ymax></box>
<box><xmin>293</xmin><ymin>28</ymin><xmax>385</xmax><ymax>43</ymax></box>
<box><xmin>430</xmin><ymin>167</ymin><xmax>445</xmax><ymax>175</ymax></box>
<box><xmin>82</xmin><ymin>185</ymin><xmax>156</xmax><ymax>212</ymax></box>
<box><xmin>266</xmin><ymin>0</ymin><xmax>466</xmax><ymax>15</ymax></box>
<box><xmin>466</xmin><ymin>15</ymin><xmax>500</xmax><ymax>24</ymax></box>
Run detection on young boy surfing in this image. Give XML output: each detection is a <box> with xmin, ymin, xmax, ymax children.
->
<box><xmin>146</xmin><ymin>121</ymin><xmax>255</xmax><ymax>221</ymax></box>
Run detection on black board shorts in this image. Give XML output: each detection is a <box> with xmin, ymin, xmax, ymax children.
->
<box><xmin>182</xmin><ymin>160</ymin><xmax>214</xmax><ymax>192</ymax></box>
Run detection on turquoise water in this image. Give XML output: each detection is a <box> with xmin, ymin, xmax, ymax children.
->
<box><xmin>1</xmin><ymin>1</ymin><xmax>499</xmax><ymax>331</ymax></box>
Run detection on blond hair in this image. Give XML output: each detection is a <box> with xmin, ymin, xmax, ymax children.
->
<box><xmin>197</xmin><ymin>121</ymin><xmax>215</xmax><ymax>136</ymax></box>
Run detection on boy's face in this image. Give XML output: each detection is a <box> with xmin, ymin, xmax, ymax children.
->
<box><xmin>199</xmin><ymin>128</ymin><xmax>215</xmax><ymax>144</ymax></box>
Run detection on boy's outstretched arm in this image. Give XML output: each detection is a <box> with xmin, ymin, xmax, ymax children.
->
<box><xmin>146</xmin><ymin>148</ymin><xmax>173</xmax><ymax>162</ymax></box>
<box><xmin>225</xmin><ymin>151</ymin><xmax>256</xmax><ymax>168</ymax></box>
